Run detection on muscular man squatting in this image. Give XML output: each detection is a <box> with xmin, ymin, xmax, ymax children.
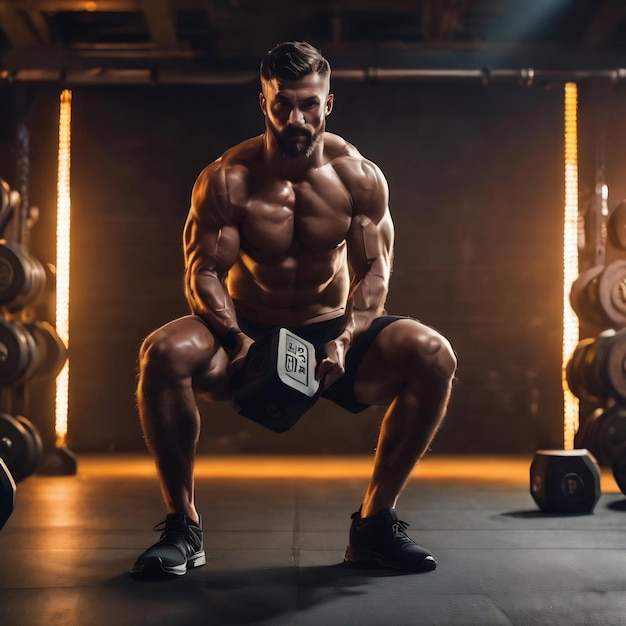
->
<box><xmin>131</xmin><ymin>41</ymin><xmax>457</xmax><ymax>579</ymax></box>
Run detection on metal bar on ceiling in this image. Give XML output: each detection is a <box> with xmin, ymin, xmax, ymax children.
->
<box><xmin>3</xmin><ymin>66</ymin><xmax>626</xmax><ymax>85</ymax></box>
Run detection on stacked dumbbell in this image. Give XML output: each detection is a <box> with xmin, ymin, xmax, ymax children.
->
<box><xmin>0</xmin><ymin>184</ymin><xmax>64</xmax><ymax>385</ymax></box>
<box><xmin>0</xmin><ymin>180</ymin><xmax>67</xmax><ymax>388</ymax></box>
<box><xmin>0</xmin><ymin>179</ymin><xmax>69</xmax><ymax>523</ymax></box>
<box><xmin>0</xmin><ymin>452</ymin><xmax>15</xmax><ymax>532</ymax></box>
<box><xmin>527</xmin><ymin>224</ymin><xmax>626</xmax><ymax>513</ymax></box>
<box><xmin>0</xmin><ymin>413</ymin><xmax>44</xmax><ymax>482</ymax></box>
<box><xmin>0</xmin><ymin>413</ymin><xmax>44</xmax><ymax>530</ymax></box>
<box><xmin>566</xmin><ymin>215</ymin><xmax>626</xmax><ymax>494</ymax></box>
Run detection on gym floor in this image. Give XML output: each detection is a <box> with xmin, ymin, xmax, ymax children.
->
<box><xmin>0</xmin><ymin>454</ymin><xmax>625</xmax><ymax>626</ymax></box>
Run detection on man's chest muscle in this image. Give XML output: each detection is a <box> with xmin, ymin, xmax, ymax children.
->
<box><xmin>240</xmin><ymin>177</ymin><xmax>351</xmax><ymax>257</ymax></box>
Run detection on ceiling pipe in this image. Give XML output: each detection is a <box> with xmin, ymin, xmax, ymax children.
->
<box><xmin>2</xmin><ymin>67</ymin><xmax>626</xmax><ymax>85</ymax></box>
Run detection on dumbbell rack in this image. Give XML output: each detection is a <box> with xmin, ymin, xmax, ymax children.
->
<box><xmin>0</xmin><ymin>176</ymin><xmax>74</xmax><ymax>526</ymax></box>
<box><xmin>565</xmin><ymin>185</ymin><xmax>626</xmax><ymax>494</ymax></box>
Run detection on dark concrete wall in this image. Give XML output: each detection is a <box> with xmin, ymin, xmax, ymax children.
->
<box><xmin>0</xmin><ymin>76</ymin><xmax>579</xmax><ymax>454</ymax></box>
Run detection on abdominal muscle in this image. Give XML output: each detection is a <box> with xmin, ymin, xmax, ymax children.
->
<box><xmin>227</xmin><ymin>247</ymin><xmax>350</xmax><ymax>327</ymax></box>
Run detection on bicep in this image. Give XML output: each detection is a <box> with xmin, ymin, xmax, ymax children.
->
<box><xmin>347</xmin><ymin>163</ymin><xmax>394</xmax><ymax>278</ymax></box>
<box><xmin>184</xmin><ymin>215</ymin><xmax>240</xmax><ymax>279</ymax></box>
<box><xmin>184</xmin><ymin>164</ymin><xmax>241</xmax><ymax>279</ymax></box>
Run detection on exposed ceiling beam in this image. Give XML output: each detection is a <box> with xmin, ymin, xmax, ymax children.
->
<box><xmin>142</xmin><ymin>0</ymin><xmax>177</xmax><ymax>48</ymax></box>
<box><xmin>8</xmin><ymin>0</ymin><xmax>426</xmax><ymax>13</ymax></box>
<box><xmin>26</xmin><ymin>10</ymin><xmax>51</xmax><ymax>44</ymax></box>
<box><xmin>8</xmin><ymin>0</ymin><xmax>142</xmax><ymax>10</ymax></box>
<box><xmin>582</xmin><ymin>0</ymin><xmax>626</xmax><ymax>47</ymax></box>
<box><xmin>4</xmin><ymin>41</ymin><xmax>626</xmax><ymax>74</ymax></box>
<box><xmin>0</xmin><ymin>3</ymin><xmax>40</xmax><ymax>47</ymax></box>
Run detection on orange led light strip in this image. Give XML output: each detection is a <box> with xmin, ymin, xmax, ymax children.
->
<box><xmin>563</xmin><ymin>82</ymin><xmax>579</xmax><ymax>450</ymax></box>
<box><xmin>55</xmin><ymin>89</ymin><xmax>72</xmax><ymax>447</ymax></box>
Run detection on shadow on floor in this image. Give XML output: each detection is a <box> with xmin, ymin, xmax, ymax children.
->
<box><xmin>106</xmin><ymin>563</ymin><xmax>418</xmax><ymax>625</ymax></box>
<box><xmin>503</xmin><ymin>497</ymin><xmax>626</xmax><ymax>517</ymax></box>
<box><xmin>501</xmin><ymin>509</ymin><xmax>595</xmax><ymax>519</ymax></box>
<box><xmin>606</xmin><ymin>498</ymin><xmax>626</xmax><ymax>511</ymax></box>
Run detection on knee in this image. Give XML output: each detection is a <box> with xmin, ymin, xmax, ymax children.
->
<box><xmin>429</xmin><ymin>333</ymin><xmax>457</xmax><ymax>382</ymax></box>
<box><xmin>139</xmin><ymin>328</ymin><xmax>190</xmax><ymax>381</ymax></box>
<box><xmin>404</xmin><ymin>328</ymin><xmax>457</xmax><ymax>384</ymax></box>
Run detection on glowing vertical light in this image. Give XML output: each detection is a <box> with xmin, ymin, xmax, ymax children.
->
<box><xmin>56</xmin><ymin>89</ymin><xmax>72</xmax><ymax>447</ymax></box>
<box><xmin>563</xmin><ymin>82</ymin><xmax>579</xmax><ymax>450</ymax></box>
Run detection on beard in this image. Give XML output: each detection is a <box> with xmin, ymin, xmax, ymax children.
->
<box><xmin>268</xmin><ymin>119</ymin><xmax>323</xmax><ymax>160</ymax></box>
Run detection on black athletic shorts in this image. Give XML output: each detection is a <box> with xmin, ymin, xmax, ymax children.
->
<box><xmin>237</xmin><ymin>314</ymin><xmax>408</xmax><ymax>413</ymax></box>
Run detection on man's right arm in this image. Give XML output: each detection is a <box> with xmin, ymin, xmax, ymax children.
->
<box><xmin>183</xmin><ymin>162</ymin><xmax>249</xmax><ymax>360</ymax></box>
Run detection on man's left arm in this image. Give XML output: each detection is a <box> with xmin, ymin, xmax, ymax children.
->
<box><xmin>317</xmin><ymin>159</ymin><xmax>394</xmax><ymax>388</ymax></box>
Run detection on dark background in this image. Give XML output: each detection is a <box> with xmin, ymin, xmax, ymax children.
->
<box><xmin>1</xmin><ymin>74</ymin><xmax>592</xmax><ymax>455</ymax></box>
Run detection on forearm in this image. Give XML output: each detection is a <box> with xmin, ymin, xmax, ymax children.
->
<box><xmin>340</xmin><ymin>273</ymin><xmax>388</xmax><ymax>346</ymax></box>
<box><xmin>186</xmin><ymin>269</ymin><xmax>240</xmax><ymax>338</ymax></box>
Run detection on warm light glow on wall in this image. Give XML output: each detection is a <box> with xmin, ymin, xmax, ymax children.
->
<box><xmin>56</xmin><ymin>89</ymin><xmax>72</xmax><ymax>447</ymax></box>
<box><xmin>563</xmin><ymin>82</ymin><xmax>579</xmax><ymax>450</ymax></box>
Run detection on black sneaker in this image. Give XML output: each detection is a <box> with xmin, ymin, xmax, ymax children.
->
<box><xmin>130</xmin><ymin>513</ymin><xmax>206</xmax><ymax>579</ymax></box>
<box><xmin>344</xmin><ymin>508</ymin><xmax>437</xmax><ymax>572</ymax></box>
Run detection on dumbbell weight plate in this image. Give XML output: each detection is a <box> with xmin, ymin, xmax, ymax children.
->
<box><xmin>0</xmin><ymin>179</ymin><xmax>10</xmax><ymax>223</ymax></box>
<box><xmin>0</xmin><ymin>319</ymin><xmax>38</xmax><ymax>386</ymax></box>
<box><xmin>591</xmin><ymin>405</ymin><xmax>626</xmax><ymax>466</ymax></box>
<box><xmin>603</xmin><ymin>329</ymin><xmax>626</xmax><ymax>401</ymax></box>
<box><xmin>575</xmin><ymin>407</ymin><xmax>602</xmax><ymax>450</ymax></box>
<box><xmin>0</xmin><ymin>243</ymin><xmax>46</xmax><ymax>311</ymax></box>
<box><xmin>0</xmin><ymin>413</ymin><xmax>38</xmax><ymax>482</ymax></box>
<box><xmin>0</xmin><ymin>244</ymin><xmax>25</xmax><ymax>306</ymax></box>
<box><xmin>570</xmin><ymin>265</ymin><xmax>607</xmax><ymax>328</ymax></box>
<box><xmin>8</xmin><ymin>253</ymin><xmax>46</xmax><ymax>313</ymax></box>
<box><xmin>598</xmin><ymin>260</ymin><xmax>626</xmax><ymax>329</ymax></box>
<box><xmin>33</xmin><ymin>262</ymin><xmax>56</xmax><ymax>308</ymax></box>
<box><xmin>612</xmin><ymin>443</ymin><xmax>626</xmax><ymax>495</ymax></box>
<box><xmin>566</xmin><ymin>337</ymin><xmax>600</xmax><ymax>402</ymax></box>
<box><xmin>608</xmin><ymin>201</ymin><xmax>626</xmax><ymax>251</ymax></box>
<box><xmin>16</xmin><ymin>416</ymin><xmax>44</xmax><ymax>477</ymax></box>
<box><xmin>0</xmin><ymin>457</ymin><xmax>15</xmax><ymax>531</ymax></box>
<box><xmin>26</xmin><ymin>321</ymin><xmax>67</xmax><ymax>381</ymax></box>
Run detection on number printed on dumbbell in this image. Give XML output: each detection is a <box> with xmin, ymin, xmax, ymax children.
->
<box><xmin>284</xmin><ymin>352</ymin><xmax>308</xmax><ymax>384</ymax></box>
<box><xmin>283</xmin><ymin>335</ymin><xmax>312</xmax><ymax>387</ymax></box>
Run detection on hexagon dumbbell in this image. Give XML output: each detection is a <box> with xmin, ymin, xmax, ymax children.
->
<box><xmin>530</xmin><ymin>449</ymin><xmax>601</xmax><ymax>514</ymax></box>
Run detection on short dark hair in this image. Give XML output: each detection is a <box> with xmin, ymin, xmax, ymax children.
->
<box><xmin>260</xmin><ymin>41</ymin><xmax>330</xmax><ymax>82</ymax></box>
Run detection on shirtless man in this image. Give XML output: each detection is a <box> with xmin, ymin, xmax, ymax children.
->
<box><xmin>131</xmin><ymin>41</ymin><xmax>457</xmax><ymax>579</ymax></box>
